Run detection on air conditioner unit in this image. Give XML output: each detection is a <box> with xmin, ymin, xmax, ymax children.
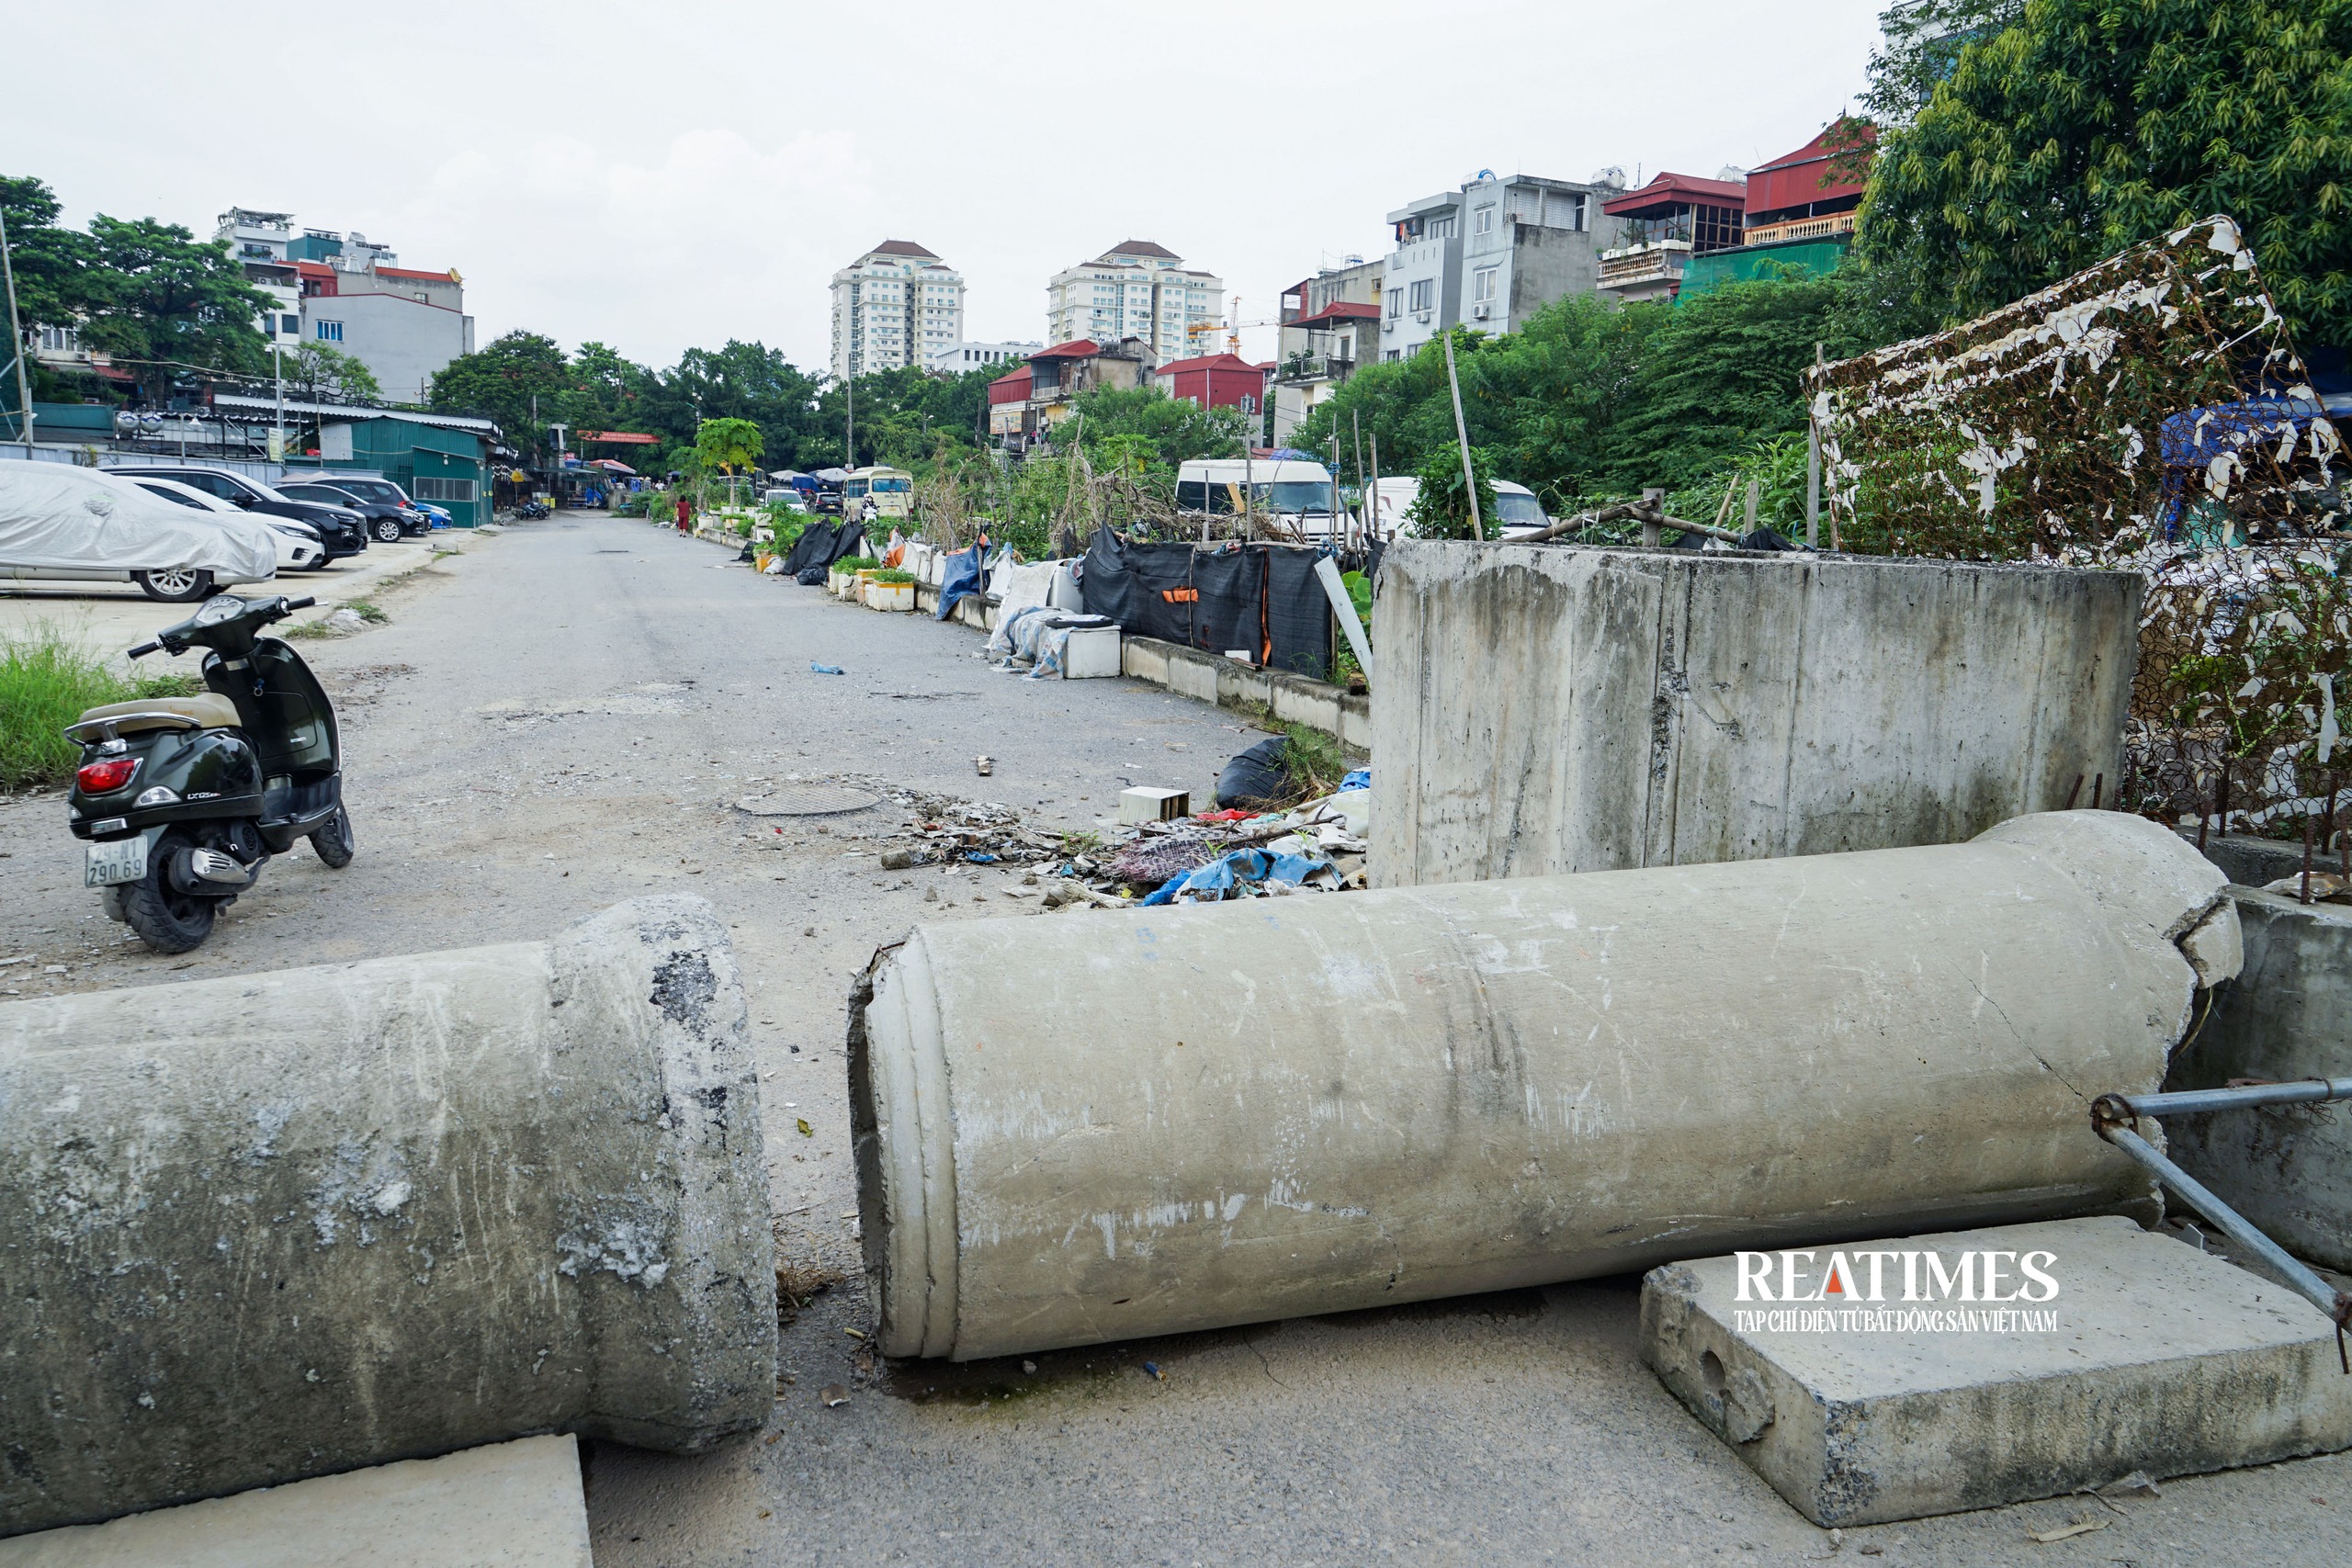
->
<box><xmin>1472</xmin><ymin>302</ymin><xmax>1491</xmax><ymax>319</ymax></box>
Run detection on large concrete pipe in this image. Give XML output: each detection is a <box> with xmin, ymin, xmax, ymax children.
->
<box><xmin>851</xmin><ymin>813</ymin><xmax>2240</xmax><ymax>1361</ymax></box>
<box><xmin>0</xmin><ymin>897</ymin><xmax>774</xmax><ymax>1538</ymax></box>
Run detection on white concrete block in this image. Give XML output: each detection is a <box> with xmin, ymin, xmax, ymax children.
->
<box><xmin>1118</xmin><ymin>786</ymin><xmax>1192</xmax><ymax>824</ymax></box>
<box><xmin>1060</xmin><ymin>626</ymin><xmax>1121</xmax><ymax>679</ymax></box>
<box><xmin>0</xmin><ymin>1435</ymin><xmax>592</xmax><ymax>1566</ymax></box>
<box><xmin>1641</xmin><ymin>1217</ymin><xmax>2352</xmax><ymax>1527</ymax></box>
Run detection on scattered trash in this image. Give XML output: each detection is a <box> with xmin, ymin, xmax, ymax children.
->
<box><xmin>1139</xmin><ymin>846</ymin><xmax>1340</xmax><ymax>906</ymax></box>
<box><xmin>1022</xmin><ymin>1360</ymin><xmax>1037</xmax><ymax>1375</ymax></box>
<box><xmin>796</xmin><ymin>1118</ymin><xmax>813</xmax><ymax>1136</ymax></box>
<box><xmin>975</xmin><ymin>755</ymin><xmax>993</xmax><ymax>776</ymax></box>
<box><xmin>2261</xmin><ymin>870</ymin><xmax>2351</xmax><ymax>903</ymax></box>
<box><xmin>820</xmin><ymin>1385</ymin><xmax>850</xmax><ymax>1407</ymax></box>
<box><xmin>2094</xmin><ymin>1470</ymin><xmax>2162</xmax><ymax>1499</ymax></box>
<box><xmin>810</xmin><ymin>663</ymin><xmax>845</xmax><ymax>675</ymax></box>
<box><xmin>1142</xmin><ymin>1360</ymin><xmax>1166</xmax><ymax>1382</ymax></box>
<box><xmin>1340</xmin><ymin>767</ymin><xmax>1371</xmax><ymax>793</ymax></box>
<box><xmin>844</xmin><ymin>1326</ymin><xmax>865</xmax><ymax>1339</ymax></box>
<box><xmin>2026</xmin><ymin>1517</ymin><xmax>2109</xmax><ymax>1544</ymax></box>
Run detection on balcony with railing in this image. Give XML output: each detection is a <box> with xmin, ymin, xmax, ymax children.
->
<box><xmin>1597</xmin><ymin>239</ymin><xmax>1692</xmax><ymax>292</ymax></box>
<box><xmin>1742</xmin><ymin>210</ymin><xmax>1858</xmax><ymax>247</ymax></box>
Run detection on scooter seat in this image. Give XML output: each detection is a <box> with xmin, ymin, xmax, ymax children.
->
<box><xmin>74</xmin><ymin>693</ymin><xmax>241</xmax><ymax>734</ymax></box>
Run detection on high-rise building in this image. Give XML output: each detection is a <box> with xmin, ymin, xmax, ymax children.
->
<box><xmin>831</xmin><ymin>242</ymin><xmax>966</xmax><ymax>378</ymax></box>
<box><xmin>1044</xmin><ymin>242</ymin><xmax>1222</xmax><ymax>363</ymax></box>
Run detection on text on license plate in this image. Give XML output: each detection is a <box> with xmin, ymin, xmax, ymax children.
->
<box><xmin>85</xmin><ymin>836</ymin><xmax>149</xmax><ymax>887</ymax></box>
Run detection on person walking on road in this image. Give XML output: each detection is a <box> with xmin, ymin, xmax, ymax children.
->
<box><xmin>674</xmin><ymin>493</ymin><xmax>693</xmax><ymax>535</ymax></box>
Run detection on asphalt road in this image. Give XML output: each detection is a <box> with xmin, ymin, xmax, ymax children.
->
<box><xmin>1</xmin><ymin>515</ymin><xmax>2342</xmax><ymax>1566</ymax></box>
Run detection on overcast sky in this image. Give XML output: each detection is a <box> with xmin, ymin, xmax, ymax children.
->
<box><xmin>10</xmin><ymin>1</ymin><xmax>1886</xmax><ymax>372</ymax></box>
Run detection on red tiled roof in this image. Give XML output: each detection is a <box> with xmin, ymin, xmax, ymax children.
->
<box><xmin>1029</xmin><ymin>339</ymin><xmax>1102</xmax><ymax>360</ymax></box>
<box><xmin>1602</xmin><ymin>171</ymin><xmax>1750</xmax><ymax>216</ymax></box>
<box><xmin>376</xmin><ymin>265</ymin><xmax>456</xmax><ymax>282</ymax></box>
<box><xmin>291</xmin><ymin>261</ymin><xmax>337</xmax><ymax>278</ymax></box>
<box><xmin>868</xmin><ymin>240</ymin><xmax>940</xmax><ymax>259</ymax></box>
<box><xmin>1290</xmin><ymin>301</ymin><xmax>1380</xmax><ymax>327</ymax></box>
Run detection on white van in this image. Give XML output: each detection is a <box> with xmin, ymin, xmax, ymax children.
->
<box><xmin>1175</xmin><ymin>458</ymin><xmax>1338</xmax><ymax>538</ymax></box>
<box><xmin>1365</xmin><ymin>474</ymin><xmax>1551</xmax><ymax>539</ymax></box>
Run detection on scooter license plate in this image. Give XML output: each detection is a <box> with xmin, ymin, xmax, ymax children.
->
<box><xmin>85</xmin><ymin>835</ymin><xmax>149</xmax><ymax>887</ymax></box>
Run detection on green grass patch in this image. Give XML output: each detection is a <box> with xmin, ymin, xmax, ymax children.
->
<box><xmin>345</xmin><ymin>599</ymin><xmax>390</xmax><ymax>624</ymax></box>
<box><xmin>0</xmin><ymin>627</ymin><xmax>203</xmax><ymax>793</ymax></box>
<box><xmin>834</xmin><ymin>556</ymin><xmax>882</xmax><ymax>574</ymax></box>
<box><xmin>869</xmin><ymin>568</ymin><xmax>916</xmax><ymax>585</ymax></box>
<box><xmin>1279</xmin><ymin>722</ymin><xmax>1350</xmax><ymax>800</ymax></box>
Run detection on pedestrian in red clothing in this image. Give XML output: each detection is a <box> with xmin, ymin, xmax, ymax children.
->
<box><xmin>674</xmin><ymin>494</ymin><xmax>692</xmax><ymax>534</ymax></box>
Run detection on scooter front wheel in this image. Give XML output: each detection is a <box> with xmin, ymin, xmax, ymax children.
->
<box><xmin>121</xmin><ymin>837</ymin><xmax>219</xmax><ymax>953</ymax></box>
<box><xmin>311</xmin><ymin>807</ymin><xmax>356</xmax><ymax>868</ymax></box>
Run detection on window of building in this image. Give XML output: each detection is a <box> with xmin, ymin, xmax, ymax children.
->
<box><xmin>1475</xmin><ymin>267</ymin><xmax>1498</xmax><ymax>301</ymax></box>
<box><xmin>1473</xmin><ymin>206</ymin><xmax>1494</xmax><ymax>235</ymax></box>
<box><xmin>413</xmin><ymin>477</ymin><xmax>476</xmax><ymax>502</ymax></box>
<box><xmin>1386</xmin><ymin>289</ymin><xmax>1403</xmax><ymax>318</ymax></box>
<box><xmin>281</xmin><ymin>314</ymin><xmax>300</xmax><ymax>334</ymax></box>
<box><xmin>1428</xmin><ymin>212</ymin><xmax>1457</xmax><ymax>240</ymax></box>
<box><xmin>315</xmin><ymin>321</ymin><xmax>344</xmax><ymax>342</ymax></box>
<box><xmin>1408</xmin><ymin>279</ymin><xmax>1433</xmax><ymax>313</ymax></box>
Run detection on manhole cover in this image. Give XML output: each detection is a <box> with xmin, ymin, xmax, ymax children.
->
<box><xmin>736</xmin><ymin>785</ymin><xmax>880</xmax><ymax>817</ymax></box>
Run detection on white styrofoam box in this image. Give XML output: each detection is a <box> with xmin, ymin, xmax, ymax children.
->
<box><xmin>1061</xmin><ymin>626</ymin><xmax>1121</xmax><ymax>679</ymax></box>
<box><xmin>1118</xmin><ymin>786</ymin><xmax>1192</xmax><ymax>824</ymax></box>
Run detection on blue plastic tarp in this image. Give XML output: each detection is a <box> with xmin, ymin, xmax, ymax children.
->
<box><xmin>936</xmin><ymin>542</ymin><xmax>987</xmax><ymax>619</ymax></box>
<box><xmin>1139</xmin><ymin>847</ymin><xmax>1334</xmax><ymax>906</ymax></box>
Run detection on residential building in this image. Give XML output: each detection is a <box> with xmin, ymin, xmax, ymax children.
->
<box><xmin>1679</xmin><ymin>128</ymin><xmax>1874</xmax><ymax>299</ymax></box>
<box><xmin>990</xmin><ymin>337</ymin><xmax>1154</xmax><ymax>450</ymax></box>
<box><xmin>1152</xmin><ymin>354</ymin><xmax>1262</xmax><ymax>415</ymax></box>
<box><xmin>216</xmin><ymin>209</ymin><xmax>473</xmax><ymax>400</ymax></box>
<box><xmin>1271</xmin><ymin>261</ymin><xmax>1386</xmax><ymax>443</ymax></box>
<box><xmin>925</xmin><ymin>340</ymin><xmax>1041</xmax><ymax>375</ymax></box>
<box><xmin>1597</xmin><ymin>171</ymin><xmax>1749</xmax><ymax>302</ymax></box>
<box><xmin>1380</xmin><ymin>174</ymin><xmax>1625</xmax><ymax>360</ymax></box>
<box><xmin>1045</xmin><ymin>242</ymin><xmax>1223</xmax><ymax>362</ymax></box>
<box><xmin>1381</xmin><ymin>191</ymin><xmax>1464</xmax><ymax>361</ymax></box>
<box><xmin>831</xmin><ymin>242</ymin><xmax>967</xmax><ymax>378</ymax></box>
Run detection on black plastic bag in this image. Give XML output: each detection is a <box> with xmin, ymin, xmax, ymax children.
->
<box><xmin>1216</xmin><ymin>737</ymin><xmax>1290</xmax><ymax>809</ymax></box>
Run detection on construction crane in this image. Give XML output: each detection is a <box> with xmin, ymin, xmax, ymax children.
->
<box><xmin>1186</xmin><ymin>296</ymin><xmax>1278</xmax><ymax>357</ymax></box>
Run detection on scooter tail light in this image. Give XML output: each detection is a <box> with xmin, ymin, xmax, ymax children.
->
<box><xmin>76</xmin><ymin>755</ymin><xmax>141</xmax><ymax>794</ymax></box>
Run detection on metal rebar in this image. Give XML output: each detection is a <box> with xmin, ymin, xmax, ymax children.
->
<box><xmin>2096</xmin><ymin>1120</ymin><xmax>2348</xmax><ymax>1334</ymax></box>
<box><xmin>2101</xmin><ymin>1077</ymin><xmax>2352</xmax><ymax>1119</ymax></box>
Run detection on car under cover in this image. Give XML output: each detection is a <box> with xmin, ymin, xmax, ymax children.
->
<box><xmin>0</xmin><ymin>459</ymin><xmax>278</xmax><ymax>581</ymax></box>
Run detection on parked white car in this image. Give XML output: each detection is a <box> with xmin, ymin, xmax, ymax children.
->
<box><xmin>126</xmin><ymin>475</ymin><xmax>322</xmax><ymax>572</ymax></box>
<box><xmin>1364</xmin><ymin>475</ymin><xmax>1552</xmax><ymax>539</ymax></box>
<box><xmin>0</xmin><ymin>459</ymin><xmax>277</xmax><ymax>602</ymax></box>
<box><xmin>1176</xmin><ymin>458</ymin><xmax>1340</xmax><ymax>538</ymax></box>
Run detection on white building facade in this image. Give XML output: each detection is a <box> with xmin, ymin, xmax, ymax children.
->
<box><xmin>1045</xmin><ymin>241</ymin><xmax>1222</xmax><ymax>360</ymax></box>
<box><xmin>925</xmin><ymin>340</ymin><xmax>1041</xmax><ymax>375</ymax></box>
<box><xmin>1379</xmin><ymin>174</ymin><xmax>1627</xmax><ymax>361</ymax></box>
<box><xmin>831</xmin><ymin>242</ymin><xmax>967</xmax><ymax>379</ymax></box>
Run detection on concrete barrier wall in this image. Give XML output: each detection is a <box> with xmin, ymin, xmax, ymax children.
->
<box><xmin>851</xmin><ymin>812</ymin><xmax>2233</xmax><ymax>1361</ymax></box>
<box><xmin>2165</xmin><ymin>886</ymin><xmax>2352</xmax><ymax>1271</ymax></box>
<box><xmin>1120</xmin><ymin>636</ymin><xmax>1373</xmax><ymax>749</ymax></box>
<box><xmin>1372</xmin><ymin>543</ymin><xmax>2140</xmax><ymax>887</ymax></box>
<box><xmin>0</xmin><ymin>897</ymin><xmax>775</xmax><ymax>1537</ymax></box>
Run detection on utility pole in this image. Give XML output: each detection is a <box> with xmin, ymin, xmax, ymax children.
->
<box><xmin>0</xmin><ymin>200</ymin><xmax>34</xmax><ymax>451</ymax></box>
<box><xmin>1806</xmin><ymin>341</ymin><xmax>1825</xmax><ymax>549</ymax></box>
<box><xmin>1367</xmin><ymin>432</ymin><xmax>1384</xmax><ymax>542</ymax></box>
<box><xmin>844</xmin><ymin>372</ymin><xmax>854</xmax><ymax>468</ymax></box>
<box><xmin>1442</xmin><ymin>329</ymin><xmax>1483</xmax><ymax>539</ymax></box>
<box><xmin>1351</xmin><ymin>412</ymin><xmax>1366</xmax><ymax>550</ymax></box>
<box><xmin>549</xmin><ymin>421</ymin><xmax>568</xmax><ymax>506</ymax></box>
<box><xmin>270</xmin><ymin>338</ymin><xmax>285</xmax><ymax>464</ymax></box>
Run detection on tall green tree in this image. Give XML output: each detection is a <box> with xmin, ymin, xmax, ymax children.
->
<box><xmin>74</xmin><ymin>214</ymin><xmax>272</xmax><ymax>400</ymax></box>
<box><xmin>1858</xmin><ymin>0</ymin><xmax>2352</xmax><ymax>347</ymax></box>
<box><xmin>428</xmin><ymin>330</ymin><xmax>571</xmax><ymax>451</ymax></box>
<box><xmin>283</xmin><ymin>340</ymin><xmax>379</xmax><ymax>403</ymax></box>
<box><xmin>0</xmin><ymin>175</ymin><xmax>96</xmax><ymax>335</ymax></box>
<box><xmin>1054</xmin><ymin>385</ymin><xmax>1247</xmax><ymax>472</ymax></box>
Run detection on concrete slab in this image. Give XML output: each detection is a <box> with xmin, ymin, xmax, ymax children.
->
<box><xmin>1641</xmin><ymin>1216</ymin><xmax>2352</xmax><ymax>1527</ymax></box>
<box><xmin>0</xmin><ymin>1435</ymin><xmax>591</xmax><ymax>1566</ymax></box>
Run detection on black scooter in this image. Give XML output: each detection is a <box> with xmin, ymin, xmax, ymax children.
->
<box><xmin>65</xmin><ymin>593</ymin><xmax>355</xmax><ymax>953</ymax></box>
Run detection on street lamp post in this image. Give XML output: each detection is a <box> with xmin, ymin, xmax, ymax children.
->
<box><xmin>0</xmin><ymin>201</ymin><xmax>34</xmax><ymax>450</ymax></box>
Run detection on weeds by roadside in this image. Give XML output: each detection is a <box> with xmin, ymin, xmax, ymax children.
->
<box><xmin>346</xmin><ymin>599</ymin><xmax>390</xmax><ymax>624</ymax></box>
<box><xmin>1278</xmin><ymin>722</ymin><xmax>1350</xmax><ymax>800</ymax></box>
<box><xmin>0</xmin><ymin>627</ymin><xmax>203</xmax><ymax>792</ymax></box>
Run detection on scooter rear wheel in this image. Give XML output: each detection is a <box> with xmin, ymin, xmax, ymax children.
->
<box><xmin>121</xmin><ymin>838</ymin><xmax>219</xmax><ymax>953</ymax></box>
<box><xmin>311</xmin><ymin>807</ymin><xmax>356</xmax><ymax>868</ymax></box>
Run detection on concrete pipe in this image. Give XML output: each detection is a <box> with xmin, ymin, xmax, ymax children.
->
<box><xmin>851</xmin><ymin>812</ymin><xmax>2240</xmax><ymax>1361</ymax></box>
<box><xmin>0</xmin><ymin>897</ymin><xmax>774</xmax><ymax>1538</ymax></box>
